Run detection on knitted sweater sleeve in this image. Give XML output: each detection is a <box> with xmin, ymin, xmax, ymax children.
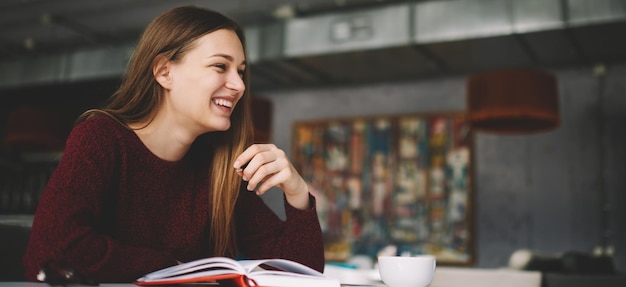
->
<box><xmin>235</xmin><ymin>189</ymin><xmax>325</xmax><ymax>272</ymax></box>
<box><xmin>22</xmin><ymin>119</ymin><xmax>177</xmax><ymax>283</ymax></box>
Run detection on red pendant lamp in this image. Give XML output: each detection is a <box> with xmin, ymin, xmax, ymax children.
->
<box><xmin>466</xmin><ymin>69</ymin><xmax>560</xmax><ymax>134</ymax></box>
<box><xmin>4</xmin><ymin>105</ymin><xmax>74</xmax><ymax>152</ymax></box>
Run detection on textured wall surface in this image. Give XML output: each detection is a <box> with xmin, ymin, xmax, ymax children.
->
<box><xmin>259</xmin><ymin>64</ymin><xmax>626</xmax><ymax>270</ymax></box>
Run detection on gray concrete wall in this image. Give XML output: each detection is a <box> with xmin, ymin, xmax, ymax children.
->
<box><xmin>257</xmin><ymin>64</ymin><xmax>626</xmax><ymax>270</ymax></box>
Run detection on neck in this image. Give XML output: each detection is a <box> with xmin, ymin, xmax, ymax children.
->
<box><xmin>129</xmin><ymin>113</ymin><xmax>199</xmax><ymax>162</ymax></box>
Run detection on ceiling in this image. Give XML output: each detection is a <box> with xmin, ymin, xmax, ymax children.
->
<box><xmin>0</xmin><ymin>0</ymin><xmax>407</xmax><ymax>53</ymax></box>
<box><xmin>1</xmin><ymin>0</ymin><xmax>626</xmax><ymax>92</ymax></box>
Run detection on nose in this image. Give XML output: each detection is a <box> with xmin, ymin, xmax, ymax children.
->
<box><xmin>225</xmin><ymin>71</ymin><xmax>245</xmax><ymax>92</ymax></box>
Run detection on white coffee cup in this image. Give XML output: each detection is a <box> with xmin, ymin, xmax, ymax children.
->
<box><xmin>378</xmin><ymin>255</ymin><xmax>436</xmax><ymax>287</ymax></box>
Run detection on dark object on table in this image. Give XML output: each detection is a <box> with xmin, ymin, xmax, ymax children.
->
<box><xmin>37</xmin><ymin>260</ymin><xmax>99</xmax><ymax>286</ymax></box>
<box><xmin>509</xmin><ymin>249</ymin><xmax>616</xmax><ymax>275</ymax></box>
<box><xmin>560</xmin><ymin>251</ymin><xmax>615</xmax><ymax>275</ymax></box>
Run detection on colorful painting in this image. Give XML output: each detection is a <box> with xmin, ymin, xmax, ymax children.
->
<box><xmin>293</xmin><ymin>113</ymin><xmax>473</xmax><ymax>265</ymax></box>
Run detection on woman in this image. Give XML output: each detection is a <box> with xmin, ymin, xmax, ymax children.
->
<box><xmin>22</xmin><ymin>6</ymin><xmax>324</xmax><ymax>283</ymax></box>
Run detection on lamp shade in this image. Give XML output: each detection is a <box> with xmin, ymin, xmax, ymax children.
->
<box><xmin>466</xmin><ymin>69</ymin><xmax>559</xmax><ymax>134</ymax></box>
<box><xmin>4</xmin><ymin>105</ymin><xmax>73</xmax><ymax>152</ymax></box>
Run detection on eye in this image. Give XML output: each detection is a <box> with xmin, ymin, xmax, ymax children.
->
<box><xmin>237</xmin><ymin>69</ymin><xmax>245</xmax><ymax>79</ymax></box>
<box><xmin>213</xmin><ymin>64</ymin><xmax>227</xmax><ymax>72</ymax></box>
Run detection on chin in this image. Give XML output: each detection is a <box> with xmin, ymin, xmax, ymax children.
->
<box><xmin>209</xmin><ymin>122</ymin><xmax>231</xmax><ymax>132</ymax></box>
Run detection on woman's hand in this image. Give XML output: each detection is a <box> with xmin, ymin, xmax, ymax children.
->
<box><xmin>234</xmin><ymin>144</ymin><xmax>310</xmax><ymax>209</ymax></box>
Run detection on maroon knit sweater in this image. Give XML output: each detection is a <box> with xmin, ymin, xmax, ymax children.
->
<box><xmin>22</xmin><ymin>116</ymin><xmax>324</xmax><ymax>282</ymax></box>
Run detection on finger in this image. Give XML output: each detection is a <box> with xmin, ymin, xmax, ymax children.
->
<box><xmin>233</xmin><ymin>144</ymin><xmax>276</xmax><ymax>170</ymax></box>
<box><xmin>241</xmin><ymin>145</ymin><xmax>287</xmax><ymax>182</ymax></box>
<box><xmin>256</xmin><ymin>169</ymin><xmax>291</xmax><ymax>195</ymax></box>
<box><xmin>246</xmin><ymin>152</ymin><xmax>291</xmax><ymax>192</ymax></box>
<box><xmin>244</xmin><ymin>158</ymin><xmax>283</xmax><ymax>191</ymax></box>
<box><xmin>234</xmin><ymin>145</ymin><xmax>257</xmax><ymax>170</ymax></box>
<box><xmin>240</xmin><ymin>149</ymin><xmax>279</xmax><ymax>182</ymax></box>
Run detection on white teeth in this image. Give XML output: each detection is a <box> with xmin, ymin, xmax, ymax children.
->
<box><xmin>214</xmin><ymin>99</ymin><xmax>233</xmax><ymax>108</ymax></box>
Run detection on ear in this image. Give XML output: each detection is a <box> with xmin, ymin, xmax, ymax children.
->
<box><xmin>153</xmin><ymin>55</ymin><xmax>173</xmax><ymax>89</ymax></box>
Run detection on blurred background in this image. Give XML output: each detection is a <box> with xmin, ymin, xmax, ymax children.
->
<box><xmin>0</xmin><ymin>0</ymin><xmax>625</xmax><ymax>282</ymax></box>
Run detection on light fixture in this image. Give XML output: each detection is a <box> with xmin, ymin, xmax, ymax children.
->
<box><xmin>272</xmin><ymin>4</ymin><xmax>295</xmax><ymax>19</ymax></box>
<box><xmin>466</xmin><ymin>69</ymin><xmax>560</xmax><ymax>134</ymax></box>
<box><xmin>4</xmin><ymin>105</ymin><xmax>73</xmax><ymax>152</ymax></box>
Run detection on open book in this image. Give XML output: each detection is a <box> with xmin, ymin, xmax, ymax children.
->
<box><xmin>134</xmin><ymin>257</ymin><xmax>340</xmax><ymax>287</ymax></box>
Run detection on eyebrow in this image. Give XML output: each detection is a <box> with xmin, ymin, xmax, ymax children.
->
<box><xmin>210</xmin><ymin>53</ymin><xmax>246</xmax><ymax>66</ymax></box>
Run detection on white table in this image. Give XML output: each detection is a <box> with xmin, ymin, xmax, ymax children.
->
<box><xmin>0</xmin><ymin>283</ymin><xmax>378</xmax><ymax>287</ymax></box>
<box><xmin>0</xmin><ymin>284</ymin><xmax>133</xmax><ymax>287</ymax></box>
<box><xmin>324</xmin><ymin>265</ymin><xmax>542</xmax><ymax>287</ymax></box>
<box><xmin>1</xmin><ymin>266</ymin><xmax>542</xmax><ymax>287</ymax></box>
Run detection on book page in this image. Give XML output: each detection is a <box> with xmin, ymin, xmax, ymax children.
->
<box><xmin>138</xmin><ymin>257</ymin><xmax>245</xmax><ymax>280</ymax></box>
<box><xmin>238</xmin><ymin>259</ymin><xmax>324</xmax><ymax>276</ymax></box>
<box><xmin>237</xmin><ymin>259</ymin><xmax>341</xmax><ymax>286</ymax></box>
<box><xmin>135</xmin><ymin>257</ymin><xmax>340</xmax><ymax>287</ymax></box>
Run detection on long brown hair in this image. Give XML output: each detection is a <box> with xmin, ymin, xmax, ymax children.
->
<box><xmin>79</xmin><ymin>6</ymin><xmax>252</xmax><ymax>257</ymax></box>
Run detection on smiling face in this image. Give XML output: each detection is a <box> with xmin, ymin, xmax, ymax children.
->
<box><xmin>161</xmin><ymin>28</ymin><xmax>246</xmax><ymax>135</ymax></box>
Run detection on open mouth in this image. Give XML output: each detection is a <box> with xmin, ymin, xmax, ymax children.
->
<box><xmin>213</xmin><ymin>98</ymin><xmax>233</xmax><ymax>109</ymax></box>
